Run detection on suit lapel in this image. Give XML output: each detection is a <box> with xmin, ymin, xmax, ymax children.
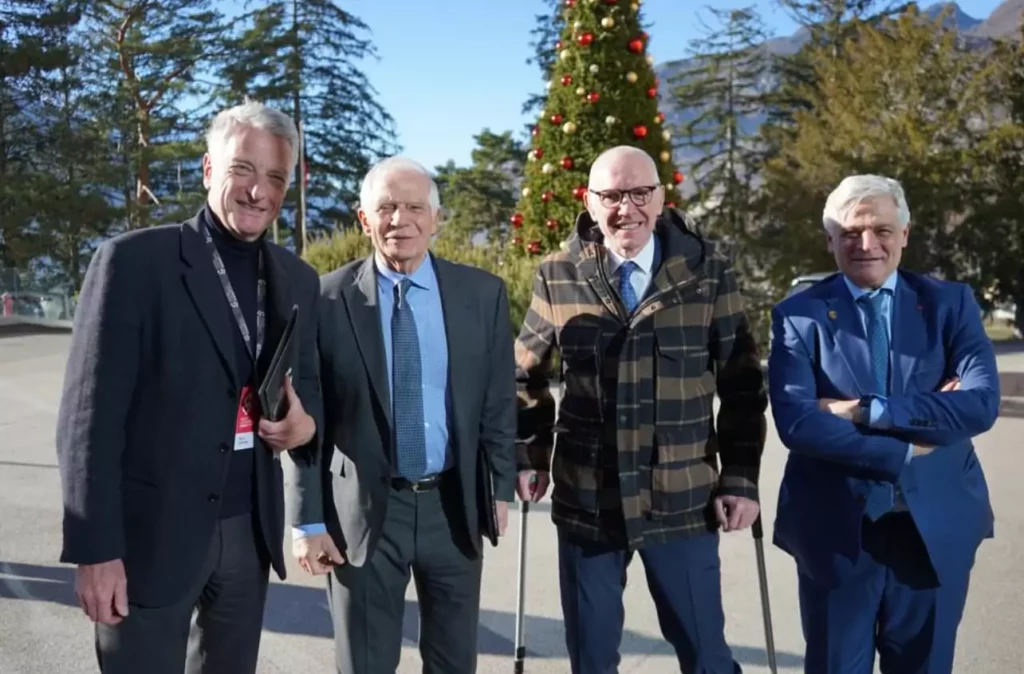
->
<box><xmin>180</xmin><ymin>215</ymin><xmax>238</xmax><ymax>387</ymax></box>
<box><xmin>344</xmin><ymin>256</ymin><xmax>392</xmax><ymax>428</ymax></box>
<box><xmin>893</xmin><ymin>275</ymin><xmax>927</xmax><ymax>394</ymax></box>
<box><xmin>434</xmin><ymin>258</ymin><xmax>469</xmax><ymax>458</ymax></box>
<box><xmin>257</xmin><ymin>244</ymin><xmax>296</xmax><ymax>378</ymax></box>
<box><xmin>823</xmin><ymin>277</ymin><xmax>875</xmax><ymax>397</ymax></box>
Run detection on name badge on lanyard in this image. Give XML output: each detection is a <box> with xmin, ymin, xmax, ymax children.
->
<box><xmin>234</xmin><ymin>385</ymin><xmax>257</xmax><ymax>450</ymax></box>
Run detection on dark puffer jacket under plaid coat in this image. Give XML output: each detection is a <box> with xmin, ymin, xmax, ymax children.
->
<box><xmin>515</xmin><ymin>209</ymin><xmax>767</xmax><ymax>549</ymax></box>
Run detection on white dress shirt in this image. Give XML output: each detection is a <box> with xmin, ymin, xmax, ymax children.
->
<box><xmin>607</xmin><ymin>234</ymin><xmax>657</xmax><ymax>300</ymax></box>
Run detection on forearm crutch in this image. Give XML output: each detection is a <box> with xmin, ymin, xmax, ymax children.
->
<box><xmin>752</xmin><ymin>513</ymin><xmax>777</xmax><ymax>674</ymax></box>
<box><xmin>513</xmin><ymin>500</ymin><xmax>530</xmax><ymax>673</ymax></box>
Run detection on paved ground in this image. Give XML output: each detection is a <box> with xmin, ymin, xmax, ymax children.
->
<box><xmin>1</xmin><ymin>326</ymin><xmax>1022</xmax><ymax>673</ymax></box>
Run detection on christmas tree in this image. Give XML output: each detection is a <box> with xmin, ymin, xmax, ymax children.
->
<box><xmin>510</xmin><ymin>0</ymin><xmax>684</xmax><ymax>256</ymax></box>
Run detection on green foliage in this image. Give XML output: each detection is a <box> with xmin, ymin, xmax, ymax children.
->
<box><xmin>756</xmin><ymin>5</ymin><xmax>988</xmax><ymax>289</ymax></box>
<box><xmin>434</xmin><ymin>130</ymin><xmax>526</xmax><ymax>245</ymax></box>
<box><xmin>303</xmin><ymin>228</ymin><xmax>541</xmax><ymax>331</ymax></box>
<box><xmin>513</xmin><ymin>0</ymin><xmax>683</xmax><ymax>257</ymax></box>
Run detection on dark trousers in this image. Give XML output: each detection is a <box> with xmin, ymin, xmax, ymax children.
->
<box><xmin>95</xmin><ymin>512</ymin><xmax>271</xmax><ymax>674</ymax></box>
<box><xmin>327</xmin><ymin>475</ymin><xmax>483</xmax><ymax>674</ymax></box>
<box><xmin>798</xmin><ymin>512</ymin><xmax>972</xmax><ymax>674</ymax></box>
<box><xmin>557</xmin><ymin>527</ymin><xmax>740</xmax><ymax>674</ymax></box>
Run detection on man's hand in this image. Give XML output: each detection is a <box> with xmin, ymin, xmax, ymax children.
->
<box><xmin>714</xmin><ymin>495</ymin><xmax>760</xmax><ymax>532</ymax></box>
<box><xmin>496</xmin><ymin>501</ymin><xmax>510</xmax><ymax>536</ymax></box>
<box><xmin>293</xmin><ymin>533</ymin><xmax>345</xmax><ymax>575</ymax></box>
<box><xmin>516</xmin><ymin>470</ymin><xmax>550</xmax><ymax>502</ymax></box>
<box><xmin>818</xmin><ymin>398</ymin><xmax>859</xmax><ymax>421</ymax></box>
<box><xmin>938</xmin><ymin>377</ymin><xmax>960</xmax><ymax>392</ymax></box>
<box><xmin>913</xmin><ymin>444</ymin><xmax>937</xmax><ymax>457</ymax></box>
<box><xmin>259</xmin><ymin>376</ymin><xmax>315</xmax><ymax>452</ymax></box>
<box><xmin>75</xmin><ymin>559</ymin><xmax>128</xmax><ymax>625</ymax></box>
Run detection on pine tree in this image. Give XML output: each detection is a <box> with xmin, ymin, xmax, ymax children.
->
<box><xmin>511</xmin><ymin>0</ymin><xmax>683</xmax><ymax>257</ymax></box>
<box><xmin>219</xmin><ymin>0</ymin><xmax>397</xmax><ymax>253</ymax></box>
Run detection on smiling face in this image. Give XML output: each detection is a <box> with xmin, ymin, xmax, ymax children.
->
<box><xmin>202</xmin><ymin>125</ymin><xmax>292</xmax><ymax>241</ymax></box>
<box><xmin>584</xmin><ymin>148</ymin><xmax>664</xmax><ymax>259</ymax></box>
<box><xmin>827</xmin><ymin>196</ymin><xmax>909</xmax><ymax>289</ymax></box>
<box><xmin>358</xmin><ymin>168</ymin><xmax>438</xmax><ymax>274</ymax></box>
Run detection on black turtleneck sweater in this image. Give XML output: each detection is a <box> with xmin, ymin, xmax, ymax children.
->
<box><xmin>204</xmin><ymin>206</ymin><xmax>260</xmax><ymax>520</ymax></box>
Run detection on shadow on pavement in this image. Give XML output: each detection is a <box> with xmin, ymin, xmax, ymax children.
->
<box><xmin>0</xmin><ymin>561</ymin><xmax>802</xmax><ymax>667</ymax></box>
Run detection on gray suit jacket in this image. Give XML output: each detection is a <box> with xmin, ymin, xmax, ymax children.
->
<box><xmin>284</xmin><ymin>254</ymin><xmax>517</xmax><ymax>566</ymax></box>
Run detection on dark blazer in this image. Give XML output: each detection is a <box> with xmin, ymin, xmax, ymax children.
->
<box><xmin>768</xmin><ymin>270</ymin><xmax>999</xmax><ymax>588</ymax></box>
<box><xmin>287</xmin><ymin>254</ymin><xmax>517</xmax><ymax>567</ymax></box>
<box><xmin>56</xmin><ymin>213</ymin><xmax>323</xmax><ymax>608</ymax></box>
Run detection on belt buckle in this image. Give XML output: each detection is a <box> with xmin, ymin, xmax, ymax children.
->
<box><xmin>410</xmin><ymin>480</ymin><xmax>427</xmax><ymax>493</ymax></box>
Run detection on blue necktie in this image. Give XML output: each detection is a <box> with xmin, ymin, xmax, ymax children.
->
<box><xmin>392</xmin><ymin>279</ymin><xmax>427</xmax><ymax>479</ymax></box>
<box><xmin>618</xmin><ymin>261</ymin><xmax>639</xmax><ymax>314</ymax></box>
<box><xmin>859</xmin><ymin>291</ymin><xmax>890</xmax><ymax>396</ymax></box>
<box><xmin>859</xmin><ymin>290</ymin><xmax>894</xmax><ymax>519</ymax></box>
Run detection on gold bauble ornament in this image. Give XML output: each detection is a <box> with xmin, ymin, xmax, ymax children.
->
<box><xmin>662</xmin><ymin>130</ymin><xmax>672</xmax><ymax>141</ymax></box>
<box><xmin>589</xmin><ymin>64</ymin><xmax>600</xmax><ymax>74</ymax></box>
<box><xmin>562</xmin><ymin>121</ymin><xmax>578</xmax><ymax>134</ymax></box>
<box><xmin>576</xmin><ymin>86</ymin><xmax>586</xmax><ymax>96</ymax></box>
<box><xmin>646</xmin><ymin>55</ymin><xmax>655</xmax><ymax>66</ymax></box>
<box><xmin>605</xmin><ymin>115</ymin><xmax>617</xmax><ymax>125</ymax></box>
<box><xmin>660</xmin><ymin>151</ymin><xmax>671</xmax><ymax>162</ymax></box>
<box><xmin>574</xmin><ymin>20</ymin><xmax>583</xmax><ymax>30</ymax></box>
<box><xmin>561</xmin><ymin>49</ymin><xmax>572</xmax><ymax>62</ymax></box>
<box><xmin>601</xmin><ymin>17</ymin><xmax>615</xmax><ymax>28</ymax></box>
<box><xmin>626</xmin><ymin>71</ymin><xmax>638</xmax><ymax>83</ymax></box>
<box><xmin>542</xmin><ymin>162</ymin><xmax>553</xmax><ymax>174</ymax></box>
<box><xmin>522</xmin><ymin>187</ymin><xmax>531</xmax><ymax>198</ymax></box>
<box><xmin>631</xmin><ymin>3</ymin><xmax>639</xmax><ymax>11</ymax></box>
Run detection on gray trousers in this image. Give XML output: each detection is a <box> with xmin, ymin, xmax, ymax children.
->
<box><xmin>95</xmin><ymin>512</ymin><xmax>271</xmax><ymax>674</ymax></box>
<box><xmin>327</xmin><ymin>476</ymin><xmax>483</xmax><ymax>673</ymax></box>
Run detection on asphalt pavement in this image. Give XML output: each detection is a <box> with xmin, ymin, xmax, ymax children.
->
<box><xmin>1</xmin><ymin>327</ymin><xmax>1022</xmax><ymax>673</ymax></box>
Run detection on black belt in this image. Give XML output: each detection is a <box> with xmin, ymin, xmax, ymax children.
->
<box><xmin>391</xmin><ymin>473</ymin><xmax>443</xmax><ymax>493</ymax></box>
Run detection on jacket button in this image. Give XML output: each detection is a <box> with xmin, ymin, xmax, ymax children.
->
<box><xmin>207</xmin><ymin>493</ymin><xmax>220</xmax><ymax>503</ymax></box>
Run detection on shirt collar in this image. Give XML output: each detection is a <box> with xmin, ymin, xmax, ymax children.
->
<box><xmin>607</xmin><ymin>233</ymin><xmax>656</xmax><ymax>276</ymax></box>
<box><xmin>843</xmin><ymin>270</ymin><xmax>898</xmax><ymax>301</ymax></box>
<box><xmin>374</xmin><ymin>252</ymin><xmax>436</xmax><ymax>292</ymax></box>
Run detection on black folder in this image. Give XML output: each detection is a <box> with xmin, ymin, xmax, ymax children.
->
<box><xmin>257</xmin><ymin>305</ymin><xmax>299</xmax><ymax>422</ymax></box>
<box><xmin>478</xmin><ymin>449</ymin><xmax>500</xmax><ymax>547</ymax></box>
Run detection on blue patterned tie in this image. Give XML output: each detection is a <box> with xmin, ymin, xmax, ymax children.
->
<box><xmin>860</xmin><ymin>290</ymin><xmax>894</xmax><ymax>519</ymax></box>
<box><xmin>859</xmin><ymin>291</ymin><xmax>890</xmax><ymax>395</ymax></box>
<box><xmin>618</xmin><ymin>261</ymin><xmax>639</xmax><ymax>314</ymax></box>
<box><xmin>392</xmin><ymin>279</ymin><xmax>427</xmax><ymax>479</ymax></box>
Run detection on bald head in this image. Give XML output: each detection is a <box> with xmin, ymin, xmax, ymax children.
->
<box><xmin>584</xmin><ymin>145</ymin><xmax>665</xmax><ymax>259</ymax></box>
<box><xmin>589</xmin><ymin>145</ymin><xmax>659</xmax><ymax>189</ymax></box>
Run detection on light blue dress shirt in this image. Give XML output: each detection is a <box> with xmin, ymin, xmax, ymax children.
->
<box><xmin>293</xmin><ymin>253</ymin><xmax>451</xmax><ymax>539</ymax></box>
<box><xmin>841</xmin><ymin>272</ymin><xmax>913</xmax><ymax>465</ymax></box>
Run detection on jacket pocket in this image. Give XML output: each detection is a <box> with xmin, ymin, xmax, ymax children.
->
<box><xmin>649</xmin><ymin>429</ymin><xmax>717</xmax><ymax>517</ymax></box>
<box><xmin>551</xmin><ymin>433</ymin><xmax>603</xmax><ymax>515</ymax></box>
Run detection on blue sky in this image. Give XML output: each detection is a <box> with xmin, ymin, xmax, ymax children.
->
<box><xmin>225</xmin><ymin>0</ymin><xmax>1009</xmax><ymax>171</ymax></box>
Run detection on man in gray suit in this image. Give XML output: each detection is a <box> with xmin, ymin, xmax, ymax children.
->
<box><xmin>286</xmin><ymin>156</ymin><xmax>518</xmax><ymax>673</ymax></box>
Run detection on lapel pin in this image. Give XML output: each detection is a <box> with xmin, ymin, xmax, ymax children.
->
<box><xmin>828</xmin><ymin>310</ymin><xmax>837</xmax><ymax>320</ymax></box>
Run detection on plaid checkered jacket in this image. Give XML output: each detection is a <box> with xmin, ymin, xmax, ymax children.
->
<box><xmin>515</xmin><ymin>209</ymin><xmax>767</xmax><ymax>548</ymax></box>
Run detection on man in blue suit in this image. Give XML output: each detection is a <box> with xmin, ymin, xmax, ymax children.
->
<box><xmin>768</xmin><ymin>174</ymin><xmax>1000</xmax><ymax>673</ymax></box>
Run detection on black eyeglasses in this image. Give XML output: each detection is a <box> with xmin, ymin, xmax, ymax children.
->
<box><xmin>588</xmin><ymin>185</ymin><xmax>661</xmax><ymax>208</ymax></box>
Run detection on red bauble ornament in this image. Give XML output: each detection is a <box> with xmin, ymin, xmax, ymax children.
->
<box><xmin>605</xmin><ymin>0</ymin><xmax>619</xmax><ymax>4</ymax></box>
<box><xmin>531</xmin><ymin>125</ymin><xmax>540</xmax><ymax>137</ymax></box>
<box><xmin>561</xmin><ymin>156</ymin><xmax>574</xmax><ymax>170</ymax></box>
<box><xmin>647</xmin><ymin>87</ymin><xmax>657</xmax><ymax>99</ymax></box>
<box><xmin>541</xmin><ymin>191</ymin><xmax>554</xmax><ymax>202</ymax></box>
<box><xmin>510</xmin><ymin>213</ymin><xmax>524</xmax><ymax>228</ymax></box>
<box><xmin>672</xmin><ymin>171</ymin><xmax>684</xmax><ymax>184</ymax></box>
<box><xmin>527</xmin><ymin>240</ymin><xmax>542</xmax><ymax>254</ymax></box>
<box><xmin>577</xmin><ymin>32</ymin><xmax>594</xmax><ymax>47</ymax></box>
<box><xmin>655</xmin><ymin>112</ymin><xmax>665</xmax><ymax>124</ymax></box>
<box><xmin>633</xmin><ymin>124</ymin><xmax>648</xmax><ymax>138</ymax></box>
<box><xmin>555</xmin><ymin>40</ymin><xmax>563</xmax><ymax>50</ymax></box>
<box><xmin>561</xmin><ymin>74</ymin><xmax>573</xmax><ymax>86</ymax></box>
<box><xmin>587</xmin><ymin>91</ymin><xmax>600</xmax><ymax>103</ymax></box>
<box><xmin>550</xmin><ymin>113</ymin><xmax>564</xmax><ymax>125</ymax></box>
<box><xmin>628</xmin><ymin>39</ymin><xmax>644</xmax><ymax>53</ymax></box>
<box><xmin>666</xmin><ymin>202</ymin><xmax>677</xmax><ymax>208</ymax></box>
<box><xmin>512</xmin><ymin>236</ymin><xmax>523</xmax><ymax>246</ymax></box>
<box><xmin>573</xmin><ymin>185</ymin><xmax>587</xmax><ymax>200</ymax></box>
<box><xmin>534</xmin><ymin>147</ymin><xmax>544</xmax><ymax>159</ymax></box>
<box><xmin>564</xmin><ymin>0</ymin><xmax>577</xmax><ymax>6</ymax></box>
<box><xmin>546</xmin><ymin>218</ymin><xmax>559</xmax><ymax>230</ymax></box>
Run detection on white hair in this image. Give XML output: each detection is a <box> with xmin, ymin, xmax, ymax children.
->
<box><xmin>823</xmin><ymin>174</ymin><xmax>911</xmax><ymax>231</ymax></box>
<box><xmin>359</xmin><ymin>156</ymin><xmax>441</xmax><ymax>214</ymax></box>
<box><xmin>206</xmin><ymin>99</ymin><xmax>300</xmax><ymax>172</ymax></box>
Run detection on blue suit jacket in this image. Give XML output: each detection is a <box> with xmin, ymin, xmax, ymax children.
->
<box><xmin>768</xmin><ymin>270</ymin><xmax>999</xmax><ymax>588</ymax></box>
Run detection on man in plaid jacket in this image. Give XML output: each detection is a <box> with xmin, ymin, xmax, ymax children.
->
<box><xmin>515</xmin><ymin>146</ymin><xmax>767</xmax><ymax>673</ymax></box>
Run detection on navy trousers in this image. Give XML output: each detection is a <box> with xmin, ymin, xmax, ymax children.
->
<box><xmin>557</xmin><ymin>528</ymin><xmax>740</xmax><ymax>674</ymax></box>
<box><xmin>798</xmin><ymin>513</ymin><xmax>972</xmax><ymax>674</ymax></box>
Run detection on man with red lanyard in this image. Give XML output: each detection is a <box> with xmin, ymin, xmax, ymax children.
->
<box><xmin>55</xmin><ymin>99</ymin><xmax>323</xmax><ymax>674</ymax></box>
